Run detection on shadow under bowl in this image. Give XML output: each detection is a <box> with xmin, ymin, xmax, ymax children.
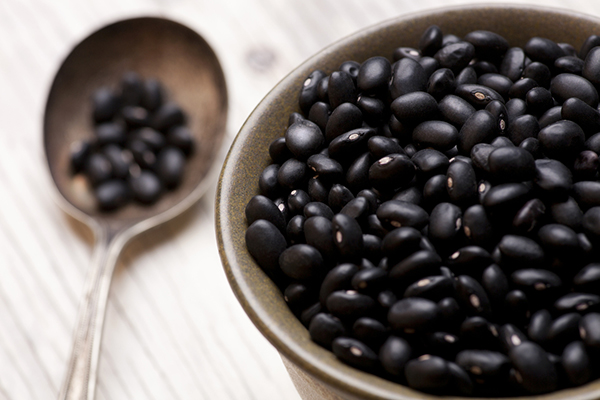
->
<box><xmin>217</xmin><ymin>4</ymin><xmax>600</xmax><ymax>400</ymax></box>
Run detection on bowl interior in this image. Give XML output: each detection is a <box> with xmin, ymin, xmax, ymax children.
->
<box><xmin>217</xmin><ymin>5</ymin><xmax>600</xmax><ymax>400</ymax></box>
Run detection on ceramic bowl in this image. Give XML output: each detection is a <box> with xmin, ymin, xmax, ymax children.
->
<box><xmin>216</xmin><ymin>4</ymin><xmax>600</xmax><ymax>400</ymax></box>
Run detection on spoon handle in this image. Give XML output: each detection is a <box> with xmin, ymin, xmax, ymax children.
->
<box><xmin>59</xmin><ymin>227</ymin><xmax>125</xmax><ymax>400</ymax></box>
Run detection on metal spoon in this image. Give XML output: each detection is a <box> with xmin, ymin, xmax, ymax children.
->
<box><xmin>43</xmin><ymin>17</ymin><xmax>227</xmax><ymax>400</ymax></box>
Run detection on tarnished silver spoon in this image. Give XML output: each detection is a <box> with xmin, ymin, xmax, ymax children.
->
<box><xmin>43</xmin><ymin>17</ymin><xmax>227</xmax><ymax>400</ymax></box>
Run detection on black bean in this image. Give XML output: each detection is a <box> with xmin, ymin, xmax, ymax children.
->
<box><xmin>484</xmin><ymin>100</ymin><xmax>509</xmax><ymax>135</ymax></box>
<box><xmin>269</xmin><ymin>137</ymin><xmax>292</xmax><ymax>164</ymax></box>
<box><xmin>339</xmin><ymin>61</ymin><xmax>360</xmax><ymax>81</ymax></box>
<box><xmin>120</xmin><ymin>71</ymin><xmax>143</xmax><ymax>106</ymax></box>
<box><xmin>307</xmin><ymin>101</ymin><xmax>330</xmax><ymax>132</ymax></box>
<box><xmin>434</xmin><ymin>41</ymin><xmax>475</xmax><ymax>72</ymax></box>
<box><xmin>300</xmin><ymin>302</ymin><xmax>322</xmax><ymax>327</ymax></box>
<box><xmin>427</xmin><ymin>68</ymin><xmax>456</xmax><ymax>100</ymax></box>
<box><xmin>523</xmin><ymin>61</ymin><xmax>552</xmax><ymax>88</ymax></box>
<box><xmin>447</xmin><ymin>246</ymin><xmax>492</xmax><ymax>276</ymax></box>
<box><xmin>496</xmin><ymin>234</ymin><xmax>545</xmax><ymax>269</ymax></box>
<box><xmin>304</xmin><ymin>201</ymin><xmax>334</xmax><ymax>220</ymax></box>
<box><xmin>140</xmin><ymin>78</ymin><xmax>164</xmax><ymax>111</ymax></box>
<box><xmin>505</xmin><ymin>98</ymin><xmax>528</xmax><ymax>125</ymax></box>
<box><xmin>455</xmin><ymin>275</ymin><xmax>492</xmax><ymax>318</ymax></box>
<box><xmin>438</xmin><ymin>94</ymin><xmax>476</xmax><ymax>128</ymax></box>
<box><xmin>506</xmin><ymin>115</ymin><xmax>539</xmax><ymax>146</ymax></box>
<box><xmin>286</xmin><ymin>215</ymin><xmax>305</xmax><ymax>245</ymax></box>
<box><xmin>328</xmin><ymin>127</ymin><xmax>375</xmax><ymax>164</ymax></box>
<box><xmin>357</xmin><ymin>96</ymin><xmax>385</xmax><ymax>125</ymax></box>
<box><xmin>392</xmin><ymin>186</ymin><xmax>423</xmax><ymax>205</ymax></box>
<box><xmin>332</xmin><ymin>213</ymin><xmax>363</xmax><ymax>261</ymax></box>
<box><xmin>379</xmin><ymin>335</ymin><xmax>412</xmax><ymax>376</ymax></box>
<box><xmin>85</xmin><ymin>152</ymin><xmax>113</xmax><ymax>186</ymax></box>
<box><xmin>463</xmin><ymin>204</ymin><xmax>494</xmax><ymax>247</ymax></box>
<box><xmin>487</xmin><ymin>147</ymin><xmax>535</xmax><ymax>183</ymax></box>
<box><xmin>464</xmin><ymin>30</ymin><xmax>508</xmax><ymax>62</ymax></box>
<box><xmin>418</xmin><ymin>56</ymin><xmax>440</xmax><ymax>78</ymax></box>
<box><xmin>404</xmin><ymin>275</ymin><xmax>454</xmax><ymax>301</ymax></box>
<box><xmin>405</xmin><ymin>355</ymin><xmax>451</xmax><ymax>393</ymax></box>
<box><xmin>284</xmin><ymin>120</ymin><xmax>324</xmax><ymax>160</ymax></box>
<box><xmin>555</xmin><ymin>293</ymin><xmax>600</xmax><ymax>314</ymax></box>
<box><xmin>332</xmin><ymin>337</ymin><xmax>379</xmax><ymax>371</ymax></box>
<box><xmin>95</xmin><ymin>122</ymin><xmax>126</xmax><ymax>146</ymax></box>
<box><xmin>390</xmin><ymin>91</ymin><xmax>438</xmax><ymax>125</ymax></box>
<box><xmin>328</xmin><ymin>71</ymin><xmax>356</xmax><ymax>109</ymax></box>
<box><xmin>319</xmin><ymin>263</ymin><xmax>359</xmax><ymax>305</ymax></box>
<box><xmin>583</xmin><ymin>46</ymin><xmax>600</xmax><ymax>87</ymax></box>
<box><xmin>309</xmin><ymin>313</ymin><xmax>346</xmax><ymax>349</ymax></box>
<box><xmin>534</xmin><ymin>158</ymin><xmax>573</xmax><ymax>201</ymax></box>
<box><xmin>419</xmin><ymin>25</ymin><xmax>443</xmax><ymax>57</ymax></box>
<box><xmin>555</xmin><ymin>56</ymin><xmax>584</xmax><ymax>75</ymax></box>
<box><xmin>508</xmin><ymin>77</ymin><xmax>538</xmax><ymax>100</ymax></box>
<box><xmin>573</xmin><ymin>150</ymin><xmax>600</xmax><ymax>181</ymax></box>
<box><xmin>562</xmin><ymin>341</ymin><xmax>592</xmax><ymax>385</ymax></box>
<box><xmin>166</xmin><ymin>126</ymin><xmax>194</xmax><ymax>156</ymax></box>
<box><xmin>345</xmin><ymin>152</ymin><xmax>372</xmax><ymax>192</ymax></box>
<box><xmin>388</xmin><ymin>250</ymin><xmax>442</xmax><ymax>285</ymax></box>
<box><xmin>455</xmin><ymin>349</ymin><xmax>510</xmax><ymax>384</ymax></box>
<box><xmin>519</xmin><ymin>137</ymin><xmax>543</xmax><ymax>159</ymax></box>
<box><xmin>524</xmin><ymin>37</ymin><xmax>565</xmax><ymax>65</ymax></box>
<box><xmin>548</xmin><ymin>313</ymin><xmax>582</xmax><ymax>351</ymax></box>
<box><xmin>478</xmin><ymin>73</ymin><xmax>512</xmax><ymax>100</ymax></box>
<box><xmin>284</xmin><ymin>282</ymin><xmax>317</xmax><ymax>311</ymax></box>
<box><xmin>357</xmin><ymin>56</ymin><xmax>391</xmax><ymax>94</ymax></box>
<box><xmin>582</xmin><ymin>206</ymin><xmax>600</xmax><ymax>243</ymax></box>
<box><xmin>573</xmin><ymin>181</ymin><xmax>600</xmax><ymax>210</ymax></box>
<box><xmin>512</xmin><ymin>198</ymin><xmax>546</xmax><ymax>234</ymax></box>
<box><xmin>340</xmin><ymin>197</ymin><xmax>370</xmax><ymax>222</ymax></box>
<box><xmin>102</xmin><ymin>144</ymin><xmax>130</xmax><ymax>179</ymax></box>
<box><xmin>538</xmin><ymin>223</ymin><xmax>580</xmax><ymax>260</ymax></box>
<box><xmin>428</xmin><ymin>202</ymin><xmax>462</xmax><ymax>251</ymax></box>
<box><xmin>328</xmin><ymin>184</ymin><xmax>354</xmax><ymax>213</ymax></box>
<box><xmin>152</xmin><ymin>102</ymin><xmax>185</xmax><ymax>132</ymax></box>
<box><xmin>95</xmin><ymin>180</ymin><xmax>130</xmax><ymax>210</ymax></box>
<box><xmin>573</xmin><ymin>264</ymin><xmax>600</xmax><ymax>294</ymax></box>
<box><xmin>393</xmin><ymin>47</ymin><xmax>422</xmax><ymax>61</ymax></box>
<box><xmin>352</xmin><ymin>317</ymin><xmax>387</xmax><ymax>349</ymax></box>
<box><xmin>499</xmin><ymin>47</ymin><xmax>527</xmax><ymax>81</ymax></box>
<box><xmin>129</xmin><ymin>170</ymin><xmax>162</xmax><ymax>204</ymax></box>
<box><xmin>458</xmin><ymin>110</ymin><xmax>498</xmax><ymax>154</ymax></box>
<box><xmin>526</xmin><ymin>87</ymin><xmax>553</xmax><ymax>116</ymax></box>
<box><xmin>390</xmin><ymin>57</ymin><xmax>427</xmax><ymax>99</ymax></box>
<box><xmin>498</xmin><ymin>324</ymin><xmax>527</xmax><ymax>353</ymax></box>
<box><xmin>509</xmin><ymin>341</ymin><xmax>558</xmax><ymax>394</ymax></box>
<box><xmin>579</xmin><ymin>313</ymin><xmax>600</xmax><ymax>349</ymax></box>
<box><xmin>480</xmin><ymin>264</ymin><xmax>509</xmax><ymax>310</ymax></box>
<box><xmin>562</xmin><ymin>98</ymin><xmax>600</xmax><ymax>136</ymax></box>
<box><xmin>279</xmin><ymin>244</ymin><xmax>324</xmax><ymax>280</ymax></box>
<box><xmin>299</xmin><ymin>70</ymin><xmax>327</xmax><ymax>114</ymax></box>
<box><xmin>376</xmin><ymin>200</ymin><xmax>428</xmax><ymax>231</ymax></box>
<box><xmin>411</xmin><ymin>149</ymin><xmax>449</xmax><ymax>180</ymax></box>
<box><xmin>549</xmin><ymin>197</ymin><xmax>582</xmax><ymax>231</ymax></box>
<box><xmin>92</xmin><ymin>87</ymin><xmax>120</xmax><ymax>122</ymax></box>
<box><xmin>551</xmin><ymin>73</ymin><xmax>599</xmax><ymax>107</ymax></box>
<box><xmin>327</xmin><ymin>290</ymin><xmax>377</xmax><ymax>321</ymax></box>
<box><xmin>528</xmin><ymin>309</ymin><xmax>552</xmax><ymax>345</ymax></box>
<box><xmin>412</xmin><ymin>120</ymin><xmax>458</xmax><ymax>151</ymax></box>
<box><xmin>245</xmin><ymin>219</ymin><xmax>288</xmax><ymax>275</ymax></box>
<box><xmin>369</xmin><ymin>154</ymin><xmax>415</xmax><ymax>192</ymax></box>
<box><xmin>381</xmin><ymin>226</ymin><xmax>422</xmax><ymax>262</ymax></box>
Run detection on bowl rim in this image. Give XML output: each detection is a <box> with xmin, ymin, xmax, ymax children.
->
<box><xmin>217</xmin><ymin>4</ymin><xmax>600</xmax><ymax>399</ymax></box>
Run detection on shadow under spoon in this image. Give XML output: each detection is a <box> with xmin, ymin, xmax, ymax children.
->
<box><xmin>43</xmin><ymin>17</ymin><xmax>228</xmax><ymax>400</ymax></box>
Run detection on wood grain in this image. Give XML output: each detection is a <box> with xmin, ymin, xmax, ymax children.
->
<box><xmin>1</xmin><ymin>0</ymin><xmax>598</xmax><ymax>399</ymax></box>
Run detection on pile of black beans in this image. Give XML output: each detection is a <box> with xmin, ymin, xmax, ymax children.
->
<box><xmin>70</xmin><ymin>72</ymin><xmax>195</xmax><ymax>211</ymax></box>
<box><xmin>244</xmin><ymin>25</ymin><xmax>600</xmax><ymax>397</ymax></box>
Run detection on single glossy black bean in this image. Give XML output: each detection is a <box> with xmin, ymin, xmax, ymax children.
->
<box><xmin>574</xmin><ymin>264</ymin><xmax>600</xmax><ymax>294</ymax></box>
<box><xmin>480</xmin><ymin>264</ymin><xmax>509</xmax><ymax>310</ymax></box>
<box><xmin>455</xmin><ymin>275</ymin><xmax>493</xmax><ymax>318</ymax></box>
<box><xmin>482</xmin><ymin>183</ymin><xmax>532</xmax><ymax>217</ymax></box>
<box><xmin>362</xmin><ymin>233</ymin><xmax>382</xmax><ymax>262</ymax></box>
<box><xmin>485</xmin><ymin>100</ymin><xmax>509</xmax><ymax>135</ymax></box>
<box><xmin>369</xmin><ymin>154</ymin><xmax>416</xmax><ymax>192</ymax></box>
<box><xmin>458</xmin><ymin>110</ymin><xmax>498</xmax><ymax>154</ymax></box>
<box><xmin>506</xmin><ymin>115</ymin><xmax>539</xmax><ymax>146</ymax></box>
<box><xmin>95</xmin><ymin>180</ymin><xmax>130</xmax><ymax>210</ymax></box>
<box><xmin>580</xmin><ymin>35</ymin><xmax>600</xmax><ymax>59</ymax></box>
<box><xmin>555</xmin><ymin>56</ymin><xmax>584</xmax><ymax>75</ymax></box>
<box><xmin>438</xmin><ymin>297</ymin><xmax>463</xmax><ymax>328</ymax></box>
<box><xmin>419</xmin><ymin>25</ymin><xmax>443</xmax><ymax>56</ymax></box>
<box><xmin>526</xmin><ymin>87</ymin><xmax>553</xmax><ymax>115</ymax></box>
<box><xmin>423</xmin><ymin>174</ymin><xmax>449</xmax><ymax>208</ymax></box>
<box><xmin>456</xmin><ymin>84</ymin><xmax>504</xmax><ymax>110</ymax></box>
<box><xmin>508</xmin><ymin>77</ymin><xmax>538</xmax><ymax>100</ymax></box>
<box><xmin>561</xmin><ymin>98</ymin><xmax>600</xmax><ymax>136</ymax></box>
<box><xmin>286</xmin><ymin>214</ymin><xmax>305</xmax><ymax>245</ymax></box>
<box><xmin>455</xmin><ymin>66</ymin><xmax>477</xmax><ymax>86</ymax></box>
<box><xmin>498</xmin><ymin>324</ymin><xmax>527</xmax><ymax>353</ymax></box>
<box><xmin>438</xmin><ymin>94</ymin><xmax>476</xmax><ymax>128</ymax></box>
<box><xmin>309</xmin><ymin>313</ymin><xmax>346</xmax><ymax>348</ymax></box>
<box><xmin>528</xmin><ymin>309</ymin><xmax>552</xmax><ymax>344</ymax></box>
<box><xmin>548</xmin><ymin>313</ymin><xmax>582</xmax><ymax>352</ymax></box>
<box><xmin>579</xmin><ymin>313</ymin><xmax>600</xmax><ymax>349</ymax></box>
<box><xmin>446</xmin><ymin>159</ymin><xmax>478</xmax><ymax>206</ymax></box>
<box><xmin>287</xmin><ymin>189</ymin><xmax>311</xmax><ymax>215</ymax></box>
<box><xmin>447</xmin><ymin>246</ymin><xmax>492</xmax><ymax>276</ymax></box>
<box><xmin>549</xmin><ymin>196</ymin><xmax>582</xmax><ymax>231</ymax></box>
<box><xmin>353</xmin><ymin>317</ymin><xmax>387</xmax><ymax>348</ymax></box>
<box><xmin>524</xmin><ymin>37</ymin><xmax>565</xmax><ymax>65</ymax></box>
<box><xmin>509</xmin><ymin>341</ymin><xmax>558</xmax><ymax>394</ymax></box>
<box><xmin>390</xmin><ymin>57</ymin><xmax>427</xmax><ymax>99</ymax></box>
<box><xmin>573</xmin><ymin>181</ymin><xmax>600</xmax><ymax>210</ymax></box>
<box><xmin>284</xmin><ymin>282</ymin><xmax>317</xmax><ymax>311</ymax></box>
<box><xmin>279</xmin><ymin>244</ymin><xmax>324</xmax><ymax>280</ymax></box>
<box><xmin>463</xmin><ymin>204</ymin><xmax>494</xmax><ymax>247</ymax></box>
<box><xmin>332</xmin><ymin>213</ymin><xmax>363</xmax><ymax>261</ymax></box>
<box><xmin>551</xmin><ymin>73</ymin><xmax>599</xmax><ymax>107</ymax></box>
<box><xmin>345</xmin><ymin>152</ymin><xmax>372</xmax><ymax>192</ymax></box>
<box><xmin>519</xmin><ymin>137</ymin><xmax>543</xmax><ymax>159</ymax></box>
<box><xmin>413</xmin><ymin>120</ymin><xmax>458</xmax><ymax>151</ymax></box>
<box><xmin>357</xmin><ymin>56</ymin><xmax>391</xmax><ymax>94</ymax></box>
<box><xmin>511</xmin><ymin>269</ymin><xmax>562</xmax><ymax>298</ymax></box>
<box><xmin>411</xmin><ymin>148</ymin><xmax>449</xmax><ymax>180</ymax></box>
<box><xmin>419</xmin><ymin>56</ymin><xmax>440</xmax><ymax>78</ymax></box>
<box><xmin>538</xmin><ymin>223</ymin><xmax>581</xmax><ymax>260</ymax></box>
<box><xmin>573</xmin><ymin>150</ymin><xmax>600</xmax><ymax>181</ymax></box>
<box><xmin>512</xmin><ymin>198</ymin><xmax>546</xmax><ymax>234</ymax></box>
<box><xmin>393</xmin><ymin>47</ymin><xmax>422</xmax><ymax>61</ymax></box>
<box><xmin>488</xmin><ymin>146</ymin><xmax>535</xmax><ymax>183</ymax></box>
<box><xmin>245</xmin><ymin>219</ymin><xmax>288</xmax><ymax>275</ymax></box>
<box><xmin>390</xmin><ymin>91</ymin><xmax>438</xmax><ymax>125</ymax></box>
<box><xmin>555</xmin><ymin>293</ymin><xmax>600</xmax><ymax>314</ymax></box>
<box><xmin>367</xmin><ymin>136</ymin><xmax>403</xmax><ymax>160</ymax></box>
<box><xmin>499</xmin><ymin>47</ymin><xmax>527</xmax><ymax>81</ymax></box>
<box><xmin>583</xmin><ymin>46</ymin><xmax>600</xmax><ymax>87</ymax></box>
<box><xmin>328</xmin><ymin>127</ymin><xmax>375</xmax><ymax>164</ymax></box>
<box><xmin>299</xmin><ymin>70</ymin><xmax>327</xmax><ymax>114</ymax></box>
<box><xmin>379</xmin><ymin>335</ymin><xmax>412</xmax><ymax>376</ymax></box>
<box><xmin>129</xmin><ymin>170</ymin><xmax>162</xmax><ymax>204</ymax></box>
<box><xmin>319</xmin><ymin>263</ymin><xmax>359</xmax><ymax>305</ymax></box>
<box><xmin>504</xmin><ymin>289</ymin><xmax>531</xmax><ymax>326</ymax></box>
<box><xmin>304</xmin><ymin>216</ymin><xmax>336</xmax><ymax>261</ymax></box>
<box><xmin>306</xmin><ymin>154</ymin><xmax>343</xmax><ymax>183</ymax></box>
<box><xmin>405</xmin><ymin>355</ymin><xmax>451</xmax><ymax>393</ymax></box>
<box><xmin>376</xmin><ymin>200</ymin><xmax>429</xmax><ymax>231</ymax></box>
<box><xmin>388</xmin><ymin>250</ymin><xmax>442</xmax><ymax>284</ymax></box>
<box><xmin>534</xmin><ymin>158</ymin><xmax>573</xmax><ymax>201</ymax></box>
<box><xmin>258</xmin><ymin>164</ymin><xmax>280</xmax><ymax>199</ymax></box>
<box><xmin>428</xmin><ymin>202</ymin><xmax>462</xmax><ymax>249</ymax></box>
<box><xmin>307</xmin><ymin>101</ymin><xmax>330</xmax><ymax>132</ymax></box>
<box><xmin>456</xmin><ymin>349</ymin><xmax>510</xmax><ymax>384</ymax></box>
<box><xmin>300</xmin><ymin>302</ymin><xmax>322</xmax><ymax>327</ymax></box>
<box><xmin>473</xmin><ymin>59</ymin><xmax>498</xmax><ymax>74</ymax></box>
<box><xmin>562</xmin><ymin>341</ymin><xmax>592</xmax><ymax>385</ymax></box>
<box><xmin>340</xmin><ymin>196</ymin><xmax>370</xmax><ymax>221</ymax></box>
<box><xmin>464</xmin><ymin>30</ymin><xmax>508</xmax><ymax>61</ymax></box>
<box><xmin>269</xmin><ymin>137</ymin><xmax>292</xmax><ymax>164</ymax></box>
<box><xmin>285</xmin><ymin>120</ymin><xmax>324</xmax><ymax>160</ymax></box>
<box><xmin>381</xmin><ymin>226</ymin><xmax>422</xmax><ymax>262</ymax></box>
<box><xmin>327</xmin><ymin>290</ymin><xmax>377</xmax><ymax>321</ymax></box>
<box><xmin>427</xmin><ymin>68</ymin><xmax>456</xmax><ymax>100</ymax></box>
<box><xmin>523</xmin><ymin>61</ymin><xmax>552</xmax><ymax>88</ymax></box>
<box><xmin>328</xmin><ymin>70</ymin><xmax>356</xmax><ymax>109</ymax></box>
<box><xmin>276</xmin><ymin>158</ymin><xmax>306</xmax><ymax>191</ymax></box>
<box><xmin>496</xmin><ymin>234</ymin><xmax>545</xmax><ymax>269</ymax></box>
<box><xmin>425</xmin><ymin>331</ymin><xmax>461</xmax><ymax>358</ymax></box>
<box><xmin>478</xmin><ymin>73</ymin><xmax>512</xmax><ymax>100</ymax></box>
<box><xmin>95</xmin><ymin>122</ymin><xmax>126</xmax><ymax>146</ymax></box>
<box><xmin>304</xmin><ymin>200</ymin><xmax>334</xmax><ymax>219</ymax></box>
<box><xmin>404</xmin><ymin>275</ymin><xmax>454</xmax><ymax>301</ymax></box>
<box><xmin>356</xmin><ymin>95</ymin><xmax>385</xmax><ymax>125</ymax></box>
<box><xmin>388</xmin><ymin>297</ymin><xmax>440</xmax><ymax>333</ymax></box>
<box><xmin>447</xmin><ymin>361</ymin><xmax>475</xmax><ymax>396</ymax></box>
<box><xmin>434</xmin><ymin>41</ymin><xmax>475</xmax><ymax>72</ymax></box>
<box><xmin>352</xmin><ymin>267</ymin><xmax>387</xmax><ymax>295</ymax></box>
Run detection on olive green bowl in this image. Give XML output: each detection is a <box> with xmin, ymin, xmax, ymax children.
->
<box><xmin>216</xmin><ymin>4</ymin><xmax>600</xmax><ymax>400</ymax></box>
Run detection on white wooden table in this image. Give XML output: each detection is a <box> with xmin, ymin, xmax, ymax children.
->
<box><xmin>1</xmin><ymin>0</ymin><xmax>599</xmax><ymax>399</ymax></box>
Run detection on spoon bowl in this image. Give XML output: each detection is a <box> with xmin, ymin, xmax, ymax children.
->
<box><xmin>44</xmin><ymin>17</ymin><xmax>227</xmax><ymax>400</ymax></box>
